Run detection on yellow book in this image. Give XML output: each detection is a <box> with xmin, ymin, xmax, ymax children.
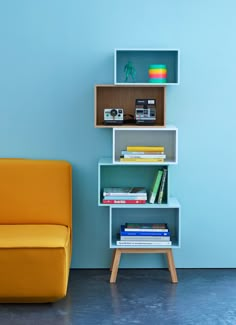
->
<box><xmin>126</xmin><ymin>146</ymin><xmax>164</xmax><ymax>152</ymax></box>
<box><xmin>120</xmin><ymin>157</ymin><xmax>164</xmax><ymax>162</ymax></box>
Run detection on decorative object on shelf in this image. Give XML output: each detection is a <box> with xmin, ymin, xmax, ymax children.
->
<box><xmin>124</xmin><ymin>61</ymin><xmax>136</xmax><ymax>82</ymax></box>
<box><xmin>135</xmin><ymin>99</ymin><xmax>156</xmax><ymax>125</ymax></box>
<box><xmin>149</xmin><ymin>64</ymin><xmax>167</xmax><ymax>83</ymax></box>
<box><xmin>124</xmin><ymin>113</ymin><xmax>135</xmax><ymax>124</ymax></box>
<box><xmin>104</xmin><ymin>108</ymin><xmax>124</xmax><ymax>125</ymax></box>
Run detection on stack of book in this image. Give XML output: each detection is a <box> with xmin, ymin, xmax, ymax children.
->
<box><xmin>116</xmin><ymin>222</ymin><xmax>171</xmax><ymax>246</ymax></box>
<box><xmin>119</xmin><ymin>146</ymin><xmax>166</xmax><ymax>163</ymax></box>
<box><xmin>102</xmin><ymin>187</ymin><xmax>147</xmax><ymax>204</ymax></box>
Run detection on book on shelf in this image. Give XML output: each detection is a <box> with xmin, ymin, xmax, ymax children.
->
<box><xmin>121</xmin><ymin>151</ymin><xmax>165</xmax><ymax>155</ymax></box>
<box><xmin>126</xmin><ymin>146</ymin><xmax>165</xmax><ymax>152</ymax></box>
<box><xmin>103</xmin><ymin>187</ymin><xmax>147</xmax><ymax>197</ymax></box>
<box><xmin>121</xmin><ymin>151</ymin><xmax>166</xmax><ymax>159</ymax></box>
<box><xmin>104</xmin><ymin>195</ymin><xmax>147</xmax><ymax>200</ymax></box>
<box><xmin>120</xmin><ymin>157</ymin><xmax>164</xmax><ymax>162</ymax></box>
<box><xmin>149</xmin><ymin>169</ymin><xmax>164</xmax><ymax>204</ymax></box>
<box><xmin>116</xmin><ymin>240</ymin><xmax>172</xmax><ymax>246</ymax></box>
<box><xmin>102</xmin><ymin>199</ymin><xmax>146</xmax><ymax>204</ymax></box>
<box><xmin>124</xmin><ymin>222</ymin><xmax>168</xmax><ymax>232</ymax></box>
<box><xmin>157</xmin><ymin>168</ymin><xmax>167</xmax><ymax>204</ymax></box>
<box><xmin>120</xmin><ymin>235</ymin><xmax>171</xmax><ymax>241</ymax></box>
<box><xmin>120</xmin><ymin>225</ymin><xmax>170</xmax><ymax>237</ymax></box>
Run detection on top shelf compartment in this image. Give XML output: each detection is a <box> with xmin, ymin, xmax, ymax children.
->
<box><xmin>114</xmin><ymin>49</ymin><xmax>180</xmax><ymax>85</ymax></box>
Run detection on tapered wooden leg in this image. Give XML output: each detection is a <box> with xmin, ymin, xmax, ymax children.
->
<box><xmin>110</xmin><ymin>249</ymin><xmax>116</xmax><ymax>271</ymax></box>
<box><xmin>110</xmin><ymin>249</ymin><xmax>121</xmax><ymax>283</ymax></box>
<box><xmin>110</xmin><ymin>248</ymin><xmax>178</xmax><ymax>284</ymax></box>
<box><xmin>166</xmin><ymin>249</ymin><xmax>178</xmax><ymax>283</ymax></box>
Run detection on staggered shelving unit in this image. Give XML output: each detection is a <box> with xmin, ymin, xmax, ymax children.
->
<box><xmin>95</xmin><ymin>48</ymin><xmax>181</xmax><ymax>283</ymax></box>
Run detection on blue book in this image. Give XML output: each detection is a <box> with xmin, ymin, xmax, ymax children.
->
<box><xmin>120</xmin><ymin>225</ymin><xmax>170</xmax><ymax>236</ymax></box>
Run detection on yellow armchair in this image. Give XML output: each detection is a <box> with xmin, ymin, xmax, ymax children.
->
<box><xmin>0</xmin><ymin>159</ymin><xmax>72</xmax><ymax>303</ymax></box>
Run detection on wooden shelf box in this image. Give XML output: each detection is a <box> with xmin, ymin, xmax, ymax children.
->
<box><xmin>94</xmin><ymin>85</ymin><xmax>166</xmax><ymax>128</ymax></box>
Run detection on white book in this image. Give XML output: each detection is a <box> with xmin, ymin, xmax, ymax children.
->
<box><xmin>116</xmin><ymin>240</ymin><xmax>172</xmax><ymax>246</ymax></box>
<box><xmin>122</xmin><ymin>153</ymin><xmax>166</xmax><ymax>159</ymax></box>
<box><xmin>103</xmin><ymin>187</ymin><xmax>147</xmax><ymax>197</ymax></box>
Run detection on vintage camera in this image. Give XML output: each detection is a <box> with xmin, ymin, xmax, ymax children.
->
<box><xmin>104</xmin><ymin>108</ymin><xmax>124</xmax><ymax>125</ymax></box>
<box><xmin>135</xmin><ymin>99</ymin><xmax>156</xmax><ymax>125</ymax></box>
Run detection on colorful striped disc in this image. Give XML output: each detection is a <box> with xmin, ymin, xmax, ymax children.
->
<box><xmin>149</xmin><ymin>64</ymin><xmax>167</xmax><ymax>83</ymax></box>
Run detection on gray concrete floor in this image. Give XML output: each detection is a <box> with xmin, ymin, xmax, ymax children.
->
<box><xmin>0</xmin><ymin>268</ymin><xmax>236</xmax><ymax>325</ymax></box>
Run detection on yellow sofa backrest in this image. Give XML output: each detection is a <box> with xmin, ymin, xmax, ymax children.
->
<box><xmin>0</xmin><ymin>159</ymin><xmax>72</xmax><ymax>227</ymax></box>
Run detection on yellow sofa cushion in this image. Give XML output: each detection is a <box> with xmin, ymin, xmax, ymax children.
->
<box><xmin>0</xmin><ymin>224</ymin><xmax>70</xmax><ymax>248</ymax></box>
<box><xmin>0</xmin><ymin>225</ymin><xmax>71</xmax><ymax>303</ymax></box>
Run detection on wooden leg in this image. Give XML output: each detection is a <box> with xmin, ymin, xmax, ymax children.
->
<box><xmin>110</xmin><ymin>249</ymin><xmax>121</xmax><ymax>283</ymax></box>
<box><xmin>166</xmin><ymin>249</ymin><xmax>178</xmax><ymax>283</ymax></box>
<box><xmin>110</xmin><ymin>248</ymin><xmax>178</xmax><ymax>284</ymax></box>
<box><xmin>110</xmin><ymin>249</ymin><xmax>116</xmax><ymax>271</ymax></box>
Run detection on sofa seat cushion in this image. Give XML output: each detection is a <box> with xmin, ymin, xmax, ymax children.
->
<box><xmin>0</xmin><ymin>224</ymin><xmax>71</xmax><ymax>303</ymax></box>
<box><xmin>0</xmin><ymin>224</ymin><xmax>70</xmax><ymax>248</ymax></box>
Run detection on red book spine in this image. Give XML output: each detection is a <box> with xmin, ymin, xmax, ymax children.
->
<box><xmin>102</xmin><ymin>199</ymin><xmax>146</xmax><ymax>204</ymax></box>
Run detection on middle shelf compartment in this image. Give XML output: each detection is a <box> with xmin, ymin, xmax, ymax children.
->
<box><xmin>98</xmin><ymin>158</ymin><xmax>171</xmax><ymax>206</ymax></box>
<box><xmin>112</xmin><ymin>126</ymin><xmax>178</xmax><ymax>164</ymax></box>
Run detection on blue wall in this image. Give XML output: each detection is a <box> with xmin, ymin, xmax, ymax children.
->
<box><xmin>1</xmin><ymin>0</ymin><xmax>236</xmax><ymax>268</ymax></box>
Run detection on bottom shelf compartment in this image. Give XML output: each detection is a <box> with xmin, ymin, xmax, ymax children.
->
<box><xmin>109</xmin><ymin>198</ymin><xmax>181</xmax><ymax>249</ymax></box>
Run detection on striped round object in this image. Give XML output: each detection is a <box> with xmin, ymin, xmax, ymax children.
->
<box><xmin>149</xmin><ymin>64</ymin><xmax>167</xmax><ymax>83</ymax></box>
